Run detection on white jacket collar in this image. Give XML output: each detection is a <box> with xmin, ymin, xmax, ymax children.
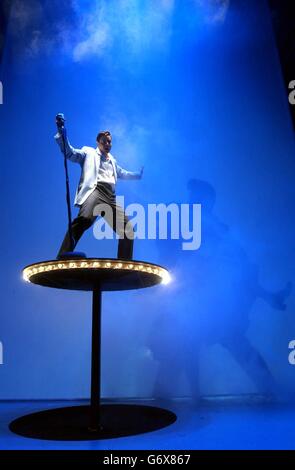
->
<box><xmin>96</xmin><ymin>147</ymin><xmax>111</xmax><ymax>160</ymax></box>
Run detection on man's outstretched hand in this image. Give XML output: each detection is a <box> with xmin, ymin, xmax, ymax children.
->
<box><xmin>139</xmin><ymin>166</ymin><xmax>144</xmax><ymax>178</ymax></box>
<box><xmin>56</xmin><ymin>113</ymin><xmax>66</xmax><ymax>130</ymax></box>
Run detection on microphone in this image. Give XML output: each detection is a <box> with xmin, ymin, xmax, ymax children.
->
<box><xmin>56</xmin><ymin>113</ymin><xmax>66</xmax><ymax>130</ymax></box>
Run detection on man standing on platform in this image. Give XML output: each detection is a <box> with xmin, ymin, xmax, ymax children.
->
<box><xmin>54</xmin><ymin>114</ymin><xmax>143</xmax><ymax>260</ymax></box>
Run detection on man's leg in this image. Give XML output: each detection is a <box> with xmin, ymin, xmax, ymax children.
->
<box><xmin>57</xmin><ymin>190</ymin><xmax>99</xmax><ymax>258</ymax></box>
<box><xmin>114</xmin><ymin>203</ymin><xmax>134</xmax><ymax>260</ymax></box>
<box><xmin>99</xmin><ymin>198</ymin><xmax>134</xmax><ymax>259</ymax></box>
<box><xmin>57</xmin><ymin>217</ymin><xmax>93</xmax><ymax>257</ymax></box>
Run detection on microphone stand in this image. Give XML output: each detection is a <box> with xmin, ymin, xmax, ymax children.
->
<box><xmin>58</xmin><ymin>124</ymin><xmax>86</xmax><ymax>260</ymax></box>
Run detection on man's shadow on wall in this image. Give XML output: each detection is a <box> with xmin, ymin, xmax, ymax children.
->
<box><xmin>148</xmin><ymin>179</ymin><xmax>292</xmax><ymax>401</ymax></box>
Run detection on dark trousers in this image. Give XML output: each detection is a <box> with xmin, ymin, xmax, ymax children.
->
<box><xmin>57</xmin><ymin>183</ymin><xmax>134</xmax><ymax>259</ymax></box>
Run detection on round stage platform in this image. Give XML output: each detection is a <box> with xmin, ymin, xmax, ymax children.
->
<box><xmin>12</xmin><ymin>258</ymin><xmax>174</xmax><ymax>440</ymax></box>
<box><xmin>22</xmin><ymin>258</ymin><xmax>170</xmax><ymax>291</ymax></box>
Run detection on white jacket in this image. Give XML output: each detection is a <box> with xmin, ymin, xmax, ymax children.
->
<box><xmin>55</xmin><ymin>132</ymin><xmax>141</xmax><ymax>206</ymax></box>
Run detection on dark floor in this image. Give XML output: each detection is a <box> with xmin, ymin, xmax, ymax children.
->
<box><xmin>1</xmin><ymin>398</ymin><xmax>295</xmax><ymax>450</ymax></box>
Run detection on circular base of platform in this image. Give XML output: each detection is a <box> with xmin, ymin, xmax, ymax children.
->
<box><xmin>9</xmin><ymin>404</ymin><xmax>177</xmax><ymax>441</ymax></box>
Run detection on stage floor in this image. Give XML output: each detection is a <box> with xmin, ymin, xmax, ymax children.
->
<box><xmin>1</xmin><ymin>398</ymin><xmax>295</xmax><ymax>450</ymax></box>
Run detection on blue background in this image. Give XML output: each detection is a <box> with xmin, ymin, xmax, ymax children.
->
<box><xmin>0</xmin><ymin>0</ymin><xmax>295</xmax><ymax>400</ymax></box>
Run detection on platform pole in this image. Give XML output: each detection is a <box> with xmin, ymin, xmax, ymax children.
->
<box><xmin>89</xmin><ymin>286</ymin><xmax>102</xmax><ymax>431</ymax></box>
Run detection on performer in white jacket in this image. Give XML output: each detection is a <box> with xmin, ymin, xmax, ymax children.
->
<box><xmin>55</xmin><ymin>115</ymin><xmax>143</xmax><ymax>260</ymax></box>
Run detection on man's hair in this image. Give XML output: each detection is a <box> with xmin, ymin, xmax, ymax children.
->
<box><xmin>96</xmin><ymin>130</ymin><xmax>111</xmax><ymax>142</ymax></box>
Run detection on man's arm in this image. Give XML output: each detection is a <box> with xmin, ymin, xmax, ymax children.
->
<box><xmin>116</xmin><ymin>163</ymin><xmax>144</xmax><ymax>180</ymax></box>
<box><xmin>54</xmin><ymin>131</ymin><xmax>86</xmax><ymax>165</ymax></box>
<box><xmin>54</xmin><ymin>113</ymin><xmax>86</xmax><ymax>164</ymax></box>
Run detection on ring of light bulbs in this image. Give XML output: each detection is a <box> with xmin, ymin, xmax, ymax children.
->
<box><xmin>23</xmin><ymin>259</ymin><xmax>171</xmax><ymax>285</ymax></box>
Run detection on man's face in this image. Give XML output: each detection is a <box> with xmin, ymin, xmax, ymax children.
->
<box><xmin>98</xmin><ymin>135</ymin><xmax>112</xmax><ymax>155</ymax></box>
